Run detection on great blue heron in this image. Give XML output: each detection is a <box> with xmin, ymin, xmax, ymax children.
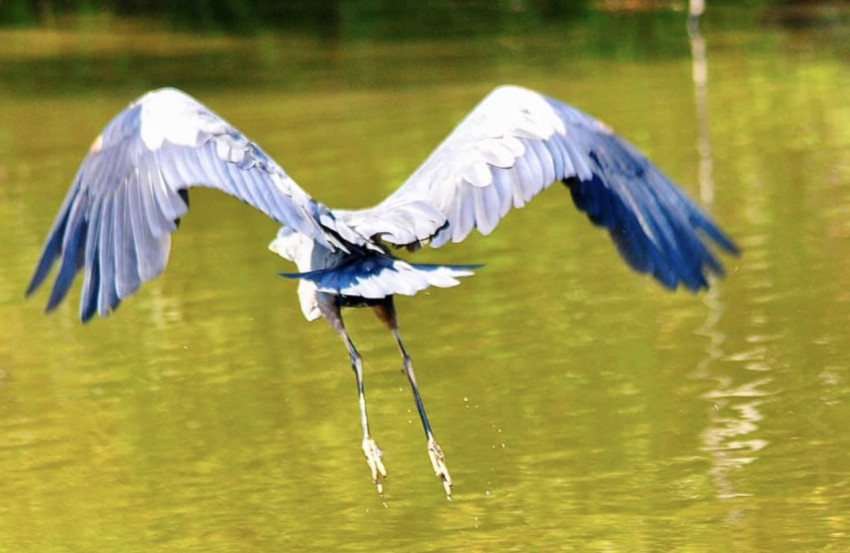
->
<box><xmin>27</xmin><ymin>85</ymin><xmax>738</xmax><ymax>499</ymax></box>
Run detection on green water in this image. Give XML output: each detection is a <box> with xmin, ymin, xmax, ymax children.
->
<box><xmin>2</xmin><ymin>7</ymin><xmax>850</xmax><ymax>552</ymax></box>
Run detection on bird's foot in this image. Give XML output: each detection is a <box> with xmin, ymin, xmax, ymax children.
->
<box><xmin>362</xmin><ymin>437</ymin><xmax>387</xmax><ymax>496</ymax></box>
<box><xmin>427</xmin><ymin>436</ymin><xmax>453</xmax><ymax>499</ymax></box>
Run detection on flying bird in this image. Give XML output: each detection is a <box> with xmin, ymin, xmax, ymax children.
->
<box><xmin>27</xmin><ymin>85</ymin><xmax>738</xmax><ymax>499</ymax></box>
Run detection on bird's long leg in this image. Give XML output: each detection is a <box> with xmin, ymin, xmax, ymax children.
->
<box><xmin>318</xmin><ymin>293</ymin><xmax>387</xmax><ymax>496</ymax></box>
<box><xmin>373</xmin><ymin>298</ymin><xmax>453</xmax><ymax>499</ymax></box>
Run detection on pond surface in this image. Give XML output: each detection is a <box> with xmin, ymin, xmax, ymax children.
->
<box><xmin>2</xmin><ymin>6</ymin><xmax>850</xmax><ymax>552</ymax></box>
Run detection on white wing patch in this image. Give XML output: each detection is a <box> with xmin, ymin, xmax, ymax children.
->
<box><xmin>476</xmin><ymin>86</ymin><xmax>567</xmax><ymax>139</ymax></box>
<box><xmin>139</xmin><ymin>88</ymin><xmax>223</xmax><ymax>150</ymax></box>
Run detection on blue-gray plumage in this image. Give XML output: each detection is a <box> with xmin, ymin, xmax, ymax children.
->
<box><xmin>27</xmin><ymin>85</ymin><xmax>738</xmax><ymax>499</ymax></box>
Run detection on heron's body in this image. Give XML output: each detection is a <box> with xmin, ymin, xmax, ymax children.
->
<box><xmin>269</xmin><ymin>227</ymin><xmax>476</xmax><ymax>322</ymax></box>
<box><xmin>27</xmin><ymin>85</ymin><xmax>738</xmax><ymax>499</ymax></box>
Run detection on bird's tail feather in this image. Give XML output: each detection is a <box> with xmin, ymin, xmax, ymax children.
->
<box><xmin>280</xmin><ymin>257</ymin><xmax>482</xmax><ymax>299</ymax></box>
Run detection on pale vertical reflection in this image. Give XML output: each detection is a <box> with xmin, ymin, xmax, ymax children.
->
<box><xmin>697</xmin><ymin>243</ymin><xmax>775</xmax><ymax>506</ymax></box>
<box><xmin>696</xmin><ymin>278</ymin><xmax>773</xmax><ymax>506</ymax></box>
<box><xmin>688</xmin><ymin>0</ymin><xmax>714</xmax><ymax>205</ymax></box>
<box><xmin>700</xmin><ymin>369</ymin><xmax>772</xmax><ymax>500</ymax></box>
<box><xmin>694</xmin><ymin>287</ymin><xmax>767</xmax><ymax>506</ymax></box>
<box><xmin>144</xmin><ymin>282</ymin><xmax>184</xmax><ymax>330</ymax></box>
<box><xmin>688</xmin><ymin>0</ymin><xmax>770</xmax><ymax>509</ymax></box>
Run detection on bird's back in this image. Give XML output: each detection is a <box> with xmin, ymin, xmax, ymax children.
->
<box><xmin>269</xmin><ymin>227</ymin><xmax>479</xmax><ymax>320</ymax></box>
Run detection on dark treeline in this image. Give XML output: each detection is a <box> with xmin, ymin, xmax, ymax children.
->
<box><xmin>1</xmin><ymin>0</ymin><xmax>591</xmax><ymax>36</ymax></box>
<box><xmin>0</xmin><ymin>0</ymin><xmax>801</xmax><ymax>37</ymax></box>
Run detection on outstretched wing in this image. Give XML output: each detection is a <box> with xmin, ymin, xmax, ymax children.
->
<box><xmin>27</xmin><ymin>88</ymin><xmax>330</xmax><ymax>321</ymax></box>
<box><xmin>336</xmin><ymin>85</ymin><xmax>738</xmax><ymax>291</ymax></box>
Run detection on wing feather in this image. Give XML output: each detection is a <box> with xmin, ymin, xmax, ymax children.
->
<box><xmin>490</xmin><ymin>169</ymin><xmax>514</xmax><ymax>218</ymax></box>
<box><xmin>27</xmin><ymin>88</ymin><xmax>331</xmax><ymax>320</ymax></box>
<box><xmin>336</xmin><ymin>85</ymin><xmax>737</xmax><ymax>290</ymax></box>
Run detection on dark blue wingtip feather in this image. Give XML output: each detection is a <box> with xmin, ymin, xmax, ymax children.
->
<box><xmin>79</xmin><ymin>247</ymin><xmax>101</xmax><ymax>323</ymax></box>
<box><xmin>26</xmin><ymin>198</ymin><xmax>74</xmax><ymax>300</ymax></box>
<box><xmin>39</xmin><ymin>214</ymin><xmax>88</xmax><ymax>315</ymax></box>
<box><xmin>26</xmin><ymin>234</ymin><xmax>62</xmax><ymax>299</ymax></box>
<box><xmin>565</xmin><ymin>169</ymin><xmax>739</xmax><ymax>293</ymax></box>
<box><xmin>27</xmin><ymin>190</ymin><xmax>107</xmax><ymax>323</ymax></box>
<box><xmin>700</xmin><ymin>221</ymin><xmax>741</xmax><ymax>257</ymax></box>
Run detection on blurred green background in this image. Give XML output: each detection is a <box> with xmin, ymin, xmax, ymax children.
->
<box><xmin>2</xmin><ymin>1</ymin><xmax>850</xmax><ymax>552</ymax></box>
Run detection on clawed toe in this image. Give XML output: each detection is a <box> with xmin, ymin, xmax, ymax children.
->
<box><xmin>427</xmin><ymin>437</ymin><xmax>453</xmax><ymax>499</ymax></box>
<box><xmin>362</xmin><ymin>437</ymin><xmax>387</xmax><ymax>495</ymax></box>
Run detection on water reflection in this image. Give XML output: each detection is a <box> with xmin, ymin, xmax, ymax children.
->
<box><xmin>688</xmin><ymin>2</ymin><xmax>769</xmax><ymax>509</ymax></box>
<box><xmin>687</xmin><ymin>3</ymin><xmax>770</xmax><ymax>511</ymax></box>
<box><xmin>700</xmin><ymin>361</ymin><xmax>772</xmax><ymax>500</ymax></box>
<box><xmin>688</xmin><ymin>0</ymin><xmax>714</xmax><ymax>206</ymax></box>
